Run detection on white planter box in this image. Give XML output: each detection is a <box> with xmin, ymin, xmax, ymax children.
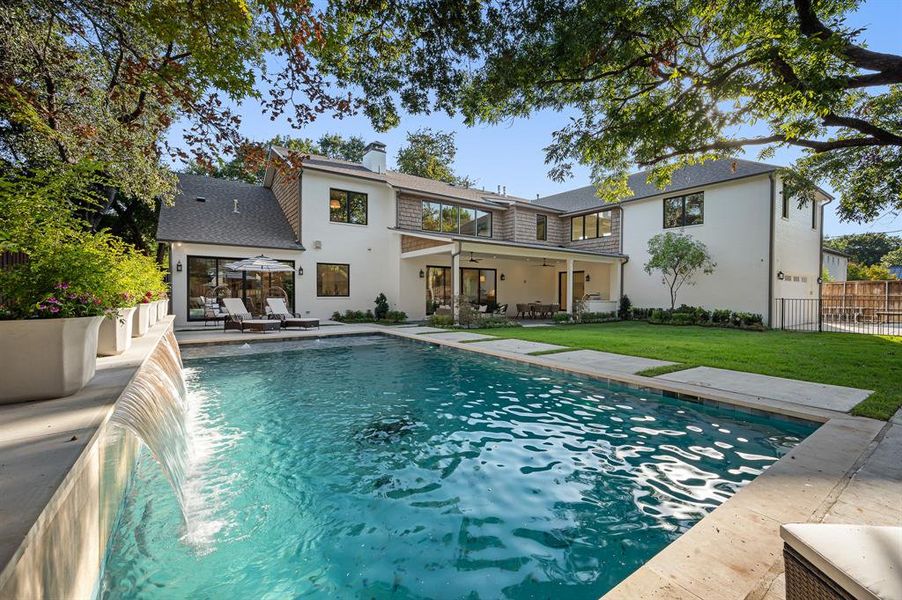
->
<box><xmin>97</xmin><ymin>307</ymin><xmax>137</xmax><ymax>356</ymax></box>
<box><xmin>0</xmin><ymin>316</ymin><xmax>103</xmax><ymax>403</ymax></box>
<box><xmin>132</xmin><ymin>303</ymin><xmax>151</xmax><ymax>337</ymax></box>
<box><xmin>156</xmin><ymin>299</ymin><xmax>168</xmax><ymax>321</ymax></box>
<box><xmin>147</xmin><ymin>301</ymin><xmax>159</xmax><ymax>327</ymax></box>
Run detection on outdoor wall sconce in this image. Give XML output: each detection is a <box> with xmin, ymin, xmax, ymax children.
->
<box><xmin>777</xmin><ymin>271</ymin><xmax>785</xmax><ymax>280</ymax></box>
<box><xmin>500</xmin><ymin>273</ymin><xmax>506</xmax><ymax>281</ymax></box>
<box><xmin>175</xmin><ymin>260</ymin><xmax>182</xmax><ymax>272</ymax></box>
<box><xmin>584</xmin><ymin>274</ymin><xmax>590</xmax><ymax>282</ymax></box>
<box><xmin>817</xmin><ymin>276</ymin><xmax>823</xmax><ymax>284</ymax></box>
<box><xmin>297</xmin><ymin>266</ymin><xmax>304</xmax><ymax>276</ymax></box>
<box><xmin>419</xmin><ymin>269</ymin><xmax>425</xmax><ymax>278</ymax></box>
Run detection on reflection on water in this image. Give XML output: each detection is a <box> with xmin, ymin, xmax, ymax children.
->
<box><xmin>101</xmin><ymin>337</ymin><xmax>814</xmax><ymax>599</ymax></box>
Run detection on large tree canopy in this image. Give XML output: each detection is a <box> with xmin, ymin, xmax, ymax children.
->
<box><xmin>319</xmin><ymin>0</ymin><xmax>901</xmax><ymax>222</ymax></box>
<box><xmin>825</xmin><ymin>232</ymin><xmax>901</xmax><ymax>265</ymax></box>
<box><xmin>395</xmin><ymin>128</ymin><xmax>473</xmax><ymax>186</ymax></box>
<box><xmin>1</xmin><ymin>0</ymin><xmax>355</xmax><ymax>204</ymax></box>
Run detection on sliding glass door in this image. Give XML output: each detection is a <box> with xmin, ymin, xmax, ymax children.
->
<box><xmin>461</xmin><ymin>268</ymin><xmax>497</xmax><ymax>307</ymax></box>
<box><xmin>186</xmin><ymin>255</ymin><xmax>294</xmax><ymax>320</ymax></box>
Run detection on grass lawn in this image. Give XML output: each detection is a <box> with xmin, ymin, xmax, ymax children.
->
<box><xmin>475</xmin><ymin>322</ymin><xmax>902</xmax><ymax>420</ymax></box>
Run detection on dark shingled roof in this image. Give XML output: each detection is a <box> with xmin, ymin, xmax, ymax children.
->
<box><xmin>533</xmin><ymin>159</ymin><xmax>779</xmax><ymax>214</ymax></box>
<box><xmin>157</xmin><ymin>174</ymin><xmax>303</xmax><ymax>250</ymax></box>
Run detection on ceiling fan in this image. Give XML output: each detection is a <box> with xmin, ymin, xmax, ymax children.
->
<box><xmin>533</xmin><ymin>258</ymin><xmax>554</xmax><ymax>268</ymax></box>
<box><xmin>467</xmin><ymin>252</ymin><xmax>482</xmax><ymax>263</ymax></box>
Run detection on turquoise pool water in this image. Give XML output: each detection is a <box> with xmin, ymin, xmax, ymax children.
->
<box><xmin>100</xmin><ymin>336</ymin><xmax>815</xmax><ymax>599</ymax></box>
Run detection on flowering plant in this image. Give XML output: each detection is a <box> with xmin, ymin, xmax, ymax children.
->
<box><xmin>32</xmin><ymin>283</ymin><xmax>106</xmax><ymax>318</ymax></box>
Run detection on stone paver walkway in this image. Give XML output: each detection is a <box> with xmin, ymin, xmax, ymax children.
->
<box><xmin>421</xmin><ymin>331</ymin><xmax>495</xmax><ymax>343</ymax></box>
<box><xmin>393</xmin><ymin>326</ymin><xmax>449</xmax><ymax>334</ymax></box>
<box><xmin>466</xmin><ymin>338</ymin><xmax>568</xmax><ymax>355</ymax></box>
<box><xmin>542</xmin><ymin>349</ymin><xmax>674</xmax><ymax>376</ymax></box>
<box><xmin>659</xmin><ymin>366</ymin><xmax>872</xmax><ymax>413</ymax></box>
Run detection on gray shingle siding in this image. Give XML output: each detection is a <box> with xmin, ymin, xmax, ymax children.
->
<box><xmin>534</xmin><ymin>159</ymin><xmax>778</xmax><ymax>213</ymax></box>
<box><xmin>157</xmin><ymin>174</ymin><xmax>303</xmax><ymax>250</ymax></box>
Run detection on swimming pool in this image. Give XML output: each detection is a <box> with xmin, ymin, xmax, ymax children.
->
<box><xmin>99</xmin><ymin>335</ymin><xmax>815</xmax><ymax>599</ymax></box>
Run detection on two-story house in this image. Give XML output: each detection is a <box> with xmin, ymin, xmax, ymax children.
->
<box><xmin>157</xmin><ymin>142</ymin><xmax>830</xmax><ymax>328</ymax></box>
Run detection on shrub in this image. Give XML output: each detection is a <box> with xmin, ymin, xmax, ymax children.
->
<box><xmin>580</xmin><ymin>311</ymin><xmax>619</xmax><ymax>323</ymax></box>
<box><xmin>427</xmin><ymin>314</ymin><xmax>454</xmax><ymax>328</ymax></box>
<box><xmin>553</xmin><ymin>312</ymin><xmax>572</xmax><ymax>323</ymax></box>
<box><xmin>374</xmin><ymin>293</ymin><xmax>389</xmax><ymax>320</ymax></box>
<box><xmin>618</xmin><ymin>295</ymin><xmax>632</xmax><ymax>320</ymax></box>
<box><xmin>462</xmin><ymin>316</ymin><xmax>521</xmax><ymax>329</ymax></box>
<box><xmin>379</xmin><ymin>310</ymin><xmax>407</xmax><ymax>324</ymax></box>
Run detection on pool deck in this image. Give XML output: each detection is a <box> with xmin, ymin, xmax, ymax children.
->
<box><xmin>175</xmin><ymin>324</ymin><xmax>901</xmax><ymax>599</ymax></box>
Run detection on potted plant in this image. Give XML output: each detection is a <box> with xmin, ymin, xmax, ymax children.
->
<box><xmin>156</xmin><ymin>293</ymin><xmax>169</xmax><ymax>320</ymax></box>
<box><xmin>97</xmin><ymin>293</ymin><xmax>137</xmax><ymax>356</ymax></box>
<box><xmin>134</xmin><ymin>292</ymin><xmax>155</xmax><ymax>336</ymax></box>
<box><xmin>0</xmin><ymin>285</ymin><xmax>105</xmax><ymax>403</ymax></box>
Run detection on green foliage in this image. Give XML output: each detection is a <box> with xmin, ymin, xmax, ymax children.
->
<box><xmin>821</xmin><ymin>267</ymin><xmax>833</xmax><ymax>283</ymax></box>
<box><xmin>185</xmin><ymin>133</ymin><xmax>368</xmax><ymax>184</ymax></box>
<box><xmin>1</xmin><ymin>1</ymin><xmax>356</xmax><ymax>207</ymax></box>
<box><xmin>552</xmin><ymin>312</ymin><xmax>572</xmax><ymax>323</ymax></box>
<box><xmin>826</xmin><ymin>234</ymin><xmax>901</xmax><ymax>266</ymax></box>
<box><xmin>618</xmin><ymin>295</ymin><xmax>632</xmax><ymax>320</ymax></box>
<box><xmin>330</xmin><ymin>308</ymin><xmax>407</xmax><ymax>324</ymax></box>
<box><xmin>556</xmin><ymin>311</ymin><xmax>618</xmax><ymax>325</ymax></box>
<box><xmin>374</xmin><ymin>293</ymin><xmax>390</xmax><ymax>320</ymax></box>
<box><xmin>0</xmin><ymin>164</ymin><xmax>167</xmax><ymax>319</ymax></box>
<box><xmin>644</xmin><ymin>233</ymin><xmax>716</xmax><ymax>309</ymax></box>
<box><xmin>319</xmin><ymin>0</ymin><xmax>902</xmax><ymax>223</ymax></box>
<box><xmin>882</xmin><ymin>247</ymin><xmax>902</xmax><ymax>268</ymax></box>
<box><xmin>847</xmin><ymin>262</ymin><xmax>897</xmax><ymax>281</ymax></box>
<box><xmin>426</xmin><ymin>314</ymin><xmax>455</xmax><ymax>328</ymax></box>
<box><xmin>395</xmin><ymin>128</ymin><xmax>474</xmax><ymax>186</ymax></box>
<box><xmin>638</xmin><ymin>305</ymin><xmax>764</xmax><ymax>331</ymax></box>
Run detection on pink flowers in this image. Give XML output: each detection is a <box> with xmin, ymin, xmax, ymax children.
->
<box><xmin>32</xmin><ymin>284</ymin><xmax>106</xmax><ymax>319</ymax></box>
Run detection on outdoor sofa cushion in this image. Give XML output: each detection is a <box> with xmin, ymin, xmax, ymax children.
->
<box><xmin>781</xmin><ymin>524</ymin><xmax>902</xmax><ymax>600</ymax></box>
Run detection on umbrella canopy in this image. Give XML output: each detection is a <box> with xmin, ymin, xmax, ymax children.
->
<box><xmin>224</xmin><ymin>255</ymin><xmax>295</xmax><ymax>273</ymax></box>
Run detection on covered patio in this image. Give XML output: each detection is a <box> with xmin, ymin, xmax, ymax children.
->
<box><xmin>397</xmin><ymin>234</ymin><xmax>627</xmax><ymax>320</ymax></box>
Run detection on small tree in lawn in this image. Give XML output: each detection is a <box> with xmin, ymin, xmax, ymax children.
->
<box><xmin>644</xmin><ymin>233</ymin><xmax>716</xmax><ymax>310</ymax></box>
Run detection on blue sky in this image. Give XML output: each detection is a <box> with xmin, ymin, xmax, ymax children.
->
<box><xmin>170</xmin><ymin>0</ymin><xmax>900</xmax><ymax>237</ymax></box>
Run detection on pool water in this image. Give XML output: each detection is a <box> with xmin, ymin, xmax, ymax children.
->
<box><xmin>100</xmin><ymin>336</ymin><xmax>815</xmax><ymax>599</ymax></box>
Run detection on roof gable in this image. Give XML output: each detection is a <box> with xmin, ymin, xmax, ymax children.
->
<box><xmin>157</xmin><ymin>174</ymin><xmax>303</xmax><ymax>250</ymax></box>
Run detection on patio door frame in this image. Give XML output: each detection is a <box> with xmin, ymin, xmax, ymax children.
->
<box><xmin>425</xmin><ymin>265</ymin><xmax>452</xmax><ymax>315</ymax></box>
<box><xmin>558</xmin><ymin>270</ymin><xmax>585</xmax><ymax>309</ymax></box>
<box><xmin>460</xmin><ymin>267</ymin><xmax>498</xmax><ymax>307</ymax></box>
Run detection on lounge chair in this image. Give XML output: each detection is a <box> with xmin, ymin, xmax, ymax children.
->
<box><xmin>265</xmin><ymin>298</ymin><xmax>320</xmax><ymax>329</ymax></box>
<box><xmin>221</xmin><ymin>298</ymin><xmax>280</xmax><ymax>333</ymax></box>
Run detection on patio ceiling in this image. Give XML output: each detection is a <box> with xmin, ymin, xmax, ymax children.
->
<box><xmin>398</xmin><ymin>231</ymin><xmax>625</xmax><ymax>264</ymax></box>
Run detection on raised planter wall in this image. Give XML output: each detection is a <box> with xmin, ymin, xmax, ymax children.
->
<box><xmin>0</xmin><ymin>320</ymin><xmax>181</xmax><ymax>599</ymax></box>
<box><xmin>97</xmin><ymin>307</ymin><xmax>137</xmax><ymax>357</ymax></box>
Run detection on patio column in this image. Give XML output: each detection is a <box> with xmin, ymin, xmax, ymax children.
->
<box><xmin>566</xmin><ymin>258</ymin><xmax>574</xmax><ymax>314</ymax></box>
<box><xmin>452</xmin><ymin>250</ymin><xmax>461</xmax><ymax>321</ymax></box>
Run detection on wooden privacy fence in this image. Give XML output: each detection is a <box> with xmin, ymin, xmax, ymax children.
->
<box><xmin>774</xmin><ymin>280</ymin><xmax>902</xmax><ymax>334</ymax></box>
<box><xmin>822</xmin><ymin>281</ymin><xmax>902</xmax><ymax>323</ymax></box>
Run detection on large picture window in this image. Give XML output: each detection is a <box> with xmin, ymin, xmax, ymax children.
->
<box><xmin>421</xmin><ymin>200</ymin><xmax>492</xmax><ymax>238</ymax></box>
<box><xmin>329</xmin><ymin>189</ymin><xmax>368</xmax><ymax>225</ymax></box>
<box><xmin>186</xmin><ymin>256</ymin><xmax>294</xmax><ymax>320</ymax></box>
<box><xmin>664</xmin><ymin>192</ymin><xmax>704</xmax><ymax>228</ymax></box>
<box><xmin>316</xmin><ymin>263</ymin><xmax>350</xmax><ymax>297</ymax></box>
<box><xmin>570</xmin><ymin>210</ymin><xmax>613</xmax><ymax>241</ymax></box>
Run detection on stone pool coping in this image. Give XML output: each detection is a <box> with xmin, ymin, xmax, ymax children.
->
<box><xmin>0</xmin><ymin>317</ymin><xmax>176</xmax><ymax>597</ymax></box>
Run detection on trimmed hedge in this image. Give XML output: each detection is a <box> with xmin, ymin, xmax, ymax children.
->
<box><xmin>631</xmin><ymin>305</ymin><xmax>765</xmax><ymax>330</ymax></box>
<box><xmin>555</xmin><ymin>311</ymin><xmax>620</xmax><ymax>324</ymax></box>
<box><xmin>331</xmin><ymin>309</ymin><xmax>407</xmax><ymax>324</ymax></box>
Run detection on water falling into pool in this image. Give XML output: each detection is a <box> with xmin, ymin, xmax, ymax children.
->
<box><xmin>110</xmin><ymin>331</ymin><xmax>191</xmax><ymax>518</ymax></box>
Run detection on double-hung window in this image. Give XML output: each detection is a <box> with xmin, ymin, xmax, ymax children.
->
<box><xmin>536</xmin><ymin>214</ymin><xmax>547</xmax><ymax>241</ymax></box>
<box><xmin>663</xmin><ymin>192</ymin><xmax>704</xmax><ymax>228</ymax></box>
<box><xmin>329</xmin><ymin>189</ymin><xmax>368</xmax><ymax>225</ymax></box>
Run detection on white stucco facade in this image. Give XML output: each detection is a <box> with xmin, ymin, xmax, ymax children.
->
<box><xmin>621</xmin><ymin>176</ymin><xmax>773</xmax><ymax>316</ymax></box>
<box><xmin>822</xmin><ymin>250</ymin><xmax>849</xmax><ymax>282</ymax></box>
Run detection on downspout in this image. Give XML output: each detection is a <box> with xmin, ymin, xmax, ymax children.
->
<box><xmin>296</xmin><ymin>170</ymin><xmax>303</xmax><ymax>245</ymax></box>
<box><xmin>767</xmin><ymin>173</ymin><xmax>776</xmax><ymax>327</ymax></box>
<box><xmin>618</xmin><ymin>206</ymin><xmax>626</xmax><ymax>303</ymax></box>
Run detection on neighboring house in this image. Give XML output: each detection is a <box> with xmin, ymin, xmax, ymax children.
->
<box><xmin>158</xmin><ymin>146</ymin><xmax>830</xmax><ymax>328</ymax></box>
<box><xmin>534</xmin><ymin>159</ymin><xmax>832</xmax><ymax>322</ymax></box>
<box><xmin>822</xmin><ymin>247</ymin><xmax>850</xmax><ymax>282</ymax></box>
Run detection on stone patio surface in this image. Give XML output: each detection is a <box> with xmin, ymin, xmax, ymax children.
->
<box><xmin>542</xmin><ymin>349</ymin><xmax>675</xmax><ymax>375</ymax></box>
<box><xmin>421</xmin><ymin>331</ymin><xmax>495</xmax><ymax>343</ymax></box>
<box><xmin>465</xmin><ymin>338</ymin><xmax>568</xmax><ymax>354</ymax></box>
<box><xmin>659</xmin><ymin>366</ymin><xmax>872</xmax><ymax>413</ymax></box>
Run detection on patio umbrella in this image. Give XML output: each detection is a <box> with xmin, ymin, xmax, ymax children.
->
<box><xmin>224</xmin><ymin>255</ymin><xmax>294</xmax><ymax>273</ymax></box>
